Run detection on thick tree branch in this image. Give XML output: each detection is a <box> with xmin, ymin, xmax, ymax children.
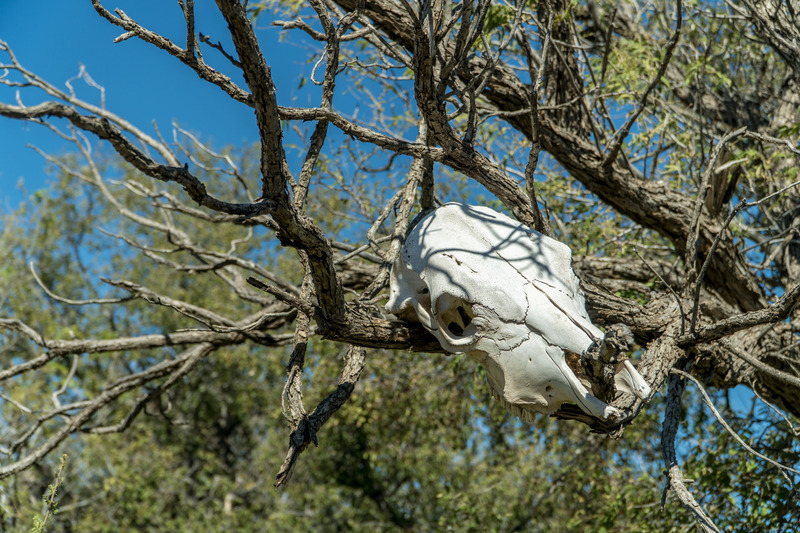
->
<box><xmin>678</xmin><ymin>282</ymin><xmax>800</xmax><ymax>346</ymax></box>
<box><xmin>215</xmin><ymin>0</ymin><xmax>290</xmax><ymax>200</ymax></box>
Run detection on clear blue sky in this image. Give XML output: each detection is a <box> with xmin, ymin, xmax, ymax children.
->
<box><xmin>0</xmin><ymin>0</ymin><xmax>321</xmax><ymax>212</ymax></box>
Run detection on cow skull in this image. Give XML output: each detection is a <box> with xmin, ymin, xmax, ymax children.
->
<box><xmin>386</xmin><ymin>203</ymin><xmax>650</xmax><ymax>422</ymax></box>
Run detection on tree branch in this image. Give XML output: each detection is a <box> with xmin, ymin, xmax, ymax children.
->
<box><xmin>274</xmin><ymin>345</ymin><xmax>366</xmax><ymax>486</ymax></box>
<box><xmin>678</xmin><ymin>282</ymin><xmax>800</xmax><ymax>346</ymax></box>
<box><xmin>215</xmin><ymin>0</ymin><xmax>290</xmax><ymax>200</ymax></box>
<box><xmin>91</xmin><ymin>0</ymin><xmax>252</xmax><ymax>104</ymax></box>
<box><xmin>0</xmin><ymin>343</ymin><xmax>217</xmax><ymax>479</ymax></box>
<box><xmin>660</xmin><ymin>372</ymin><xmax>721</xmax><ymax>533</ymax></box>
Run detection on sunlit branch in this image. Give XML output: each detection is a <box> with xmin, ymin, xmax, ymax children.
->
<box><xmin>293</xmin><ymin>0</ymin><xmax>346</xmax><ymax>210</ymax></box>
<box><xmin>84</xmin><ymin>341</ymin><xmax>211</xmax><ymax>435</ymax></box>
<box><xmin>0</xmin><ymin>100</ymin><xmax>267</xmax><ymax>216</ymax></box>
<box><xmin>274</xmin><ymin>345</ymin><xmax>365</xmax><ymax>487</ymax></box>
<box><xmin>721</xmin><ymin>341</ymin><xmax>800</xmax><ymax>390</ymax></box>
<box><xmin>215</xmin><ymin>0</ymin><xmax>291</xmax><ymax>200</ymax></box>
<box><xmin>678</xmin><ymin>282</ymin><xmax>800</xmax><ymax>347</ymax></box>
<box><xmin>274</xmin><ymin>273</ymin><xmax>314</xmax><ymax>484</ymax></box>
<box><xmin>101</xmin><ymin>278</ymin><xmax>240</xmax><ymax>329</ymax></box>
<box><xmin>0</xmin><ymin>326</ymin><xmax>289</xmax><ymax>384</ymax></box>
<box><xmin>91</xmin><ymin>0</ymin><xmax>251</xmax><ymax>105</ymax></box>
<box><xmin>521</xmin><ymin>10</ymin><xmax>553</xmax><ymax>236</ymax></box>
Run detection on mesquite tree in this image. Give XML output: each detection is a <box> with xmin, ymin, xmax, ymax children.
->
<box><xmin>1</xmin><ymin>0</ymin><xmax>799</xmax><ymax>530</ymax></box>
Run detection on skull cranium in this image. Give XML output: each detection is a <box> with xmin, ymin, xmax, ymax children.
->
<box><xmin>386</xmin><ymin>203</ymin><xmax>650</xmax><ymax>422</ymax></box>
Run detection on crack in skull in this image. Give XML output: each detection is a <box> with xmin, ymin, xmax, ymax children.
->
<box><xmin>386</xmin><ymin>203</ymin><xmax>650</xmax><ymax>421</ymax></box>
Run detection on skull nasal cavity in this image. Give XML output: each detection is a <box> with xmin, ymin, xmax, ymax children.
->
<box><xmin>448</xmin><ymin>322</ymin><xmax>464</xmax><ymax>336</ymax></box>
<box><xmin>446</xmin><ymin>305</ymin><xmax>473</xmax><ymax>336</ymax></box>
<box><xmin>436</xmin><ymin>295</ymin><xmax>475</xmax><ymax>338</ymax></box>
<box><xmin>458</xmin><ymin>306</ymin><xmax>472</xmax><ymax>326</ymax></box>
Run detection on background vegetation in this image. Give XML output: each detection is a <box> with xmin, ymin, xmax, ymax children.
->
<box><xmin>0</xmin><ymin>0</ymin><xmax>799</xmax><ymax>531</ymax></box>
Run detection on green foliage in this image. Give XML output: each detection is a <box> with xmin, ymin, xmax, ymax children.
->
<box><xmin>601</xmin><ymin>37</ymin><xmax>662</xmax><ymax>99</ymax></box>
<box><xmin>484</xmin><ymin>4</ymin><xmax>515</xmax><ymax>34</ymax></box>
<box><xmin>2</xmin><ymin>0</ymin><xmax>800</xmax><ymax>530</ymax></box>
<box><xmin>1</xmin><ymin>141</ymin><xmax>798</xmax><ymax>532</ymax></box>
<box><xmin>29</xmin><ymin>455</ymin><xmax>67</xmax><ymax>533</ymax></box>
<box><xmin>680</xmin><ymin>398</ymin><xmax>800</xmax><ymax>531</ymax></box>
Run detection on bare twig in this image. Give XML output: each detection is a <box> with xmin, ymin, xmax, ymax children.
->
<box><xmin>520</xmin><ymin>11</ymin><xmax>554</xmax><ymax>236</ymax></box>
<box><xmin>0</xmin><ymin>343</ymin><xmax>216</xmax><ymax>479</ymax></box>
<box><xmin>661</xmin><ymin>372</ymin><xmax>721</xmax><ymax>533</ymax></box>
<box><xmin>673</xmin><ymin>369</ymin><xmax>800</xmax><ymax>476</ymax></box>
<box><xmin>274</xmin><ymin>345</ymin><xmax>366</xmax><ymax>487</ymax></box>
<box><xmin>29</xmin><ymin>262</ymin><xmax>132</xmax><ymax>306</ymax></box>
<box><xmin>686</xmin><ymin>128</ymin><xmax>747</xmax><ymax>332</ymax></box>
<box><xmin>602</xmin><ymin>0</ymin><xmax>682</xmax><ymax>168</ymax></box>
<box><xmin>91</xmin><ymin>1</ymin><xmax>250</xmax><ymax>104</ymax></box>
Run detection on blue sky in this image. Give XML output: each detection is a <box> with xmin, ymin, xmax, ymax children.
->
<box><xmin>0</xmin><ymin>0</ymin><xmax>323</xmax><ymax>213</ymax></box>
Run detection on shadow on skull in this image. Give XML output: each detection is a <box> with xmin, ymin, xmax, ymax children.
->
<box><xmin>386</xmin><ymin>203</ymin><xmax>651</xmax><ymax>429</ymax></box>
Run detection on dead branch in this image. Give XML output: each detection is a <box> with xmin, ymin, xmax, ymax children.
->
<box><xmin>660</xmin><ymin>372</ymin><xmax>721</xmax><ymax>533</ymax></box>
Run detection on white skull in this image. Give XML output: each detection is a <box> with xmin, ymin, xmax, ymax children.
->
<box><xmin>386</xmin><ymin>203</ymin><xmax>650</xmax><ymax>422</ymax></box>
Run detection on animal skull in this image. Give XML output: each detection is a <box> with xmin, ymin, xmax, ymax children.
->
<box><xmin>386</xmin><ymin>203</ymin><xmax>650</xmax><ymax>422</ymax></box>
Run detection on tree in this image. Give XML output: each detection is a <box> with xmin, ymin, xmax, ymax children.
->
<box><xmin>0</xmin><ymin>0</ymin><xmax>799</xmax><ymax>531</ymax></box>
